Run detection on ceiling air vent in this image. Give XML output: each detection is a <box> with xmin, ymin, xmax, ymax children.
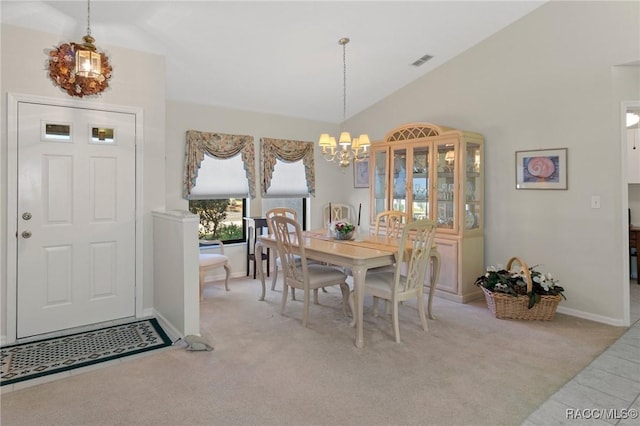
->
<box><xmin>411</xmin><ymin>54</ymin><xmax>433</xmax><ymax>67</ymax></box>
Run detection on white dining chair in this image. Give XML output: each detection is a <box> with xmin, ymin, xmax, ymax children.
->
<box><xmin>266</xmin><ymin>207</ymin><xmax>298</xmax><ymax>293</ymax></box>
<box><xmin>362</xmin><ymin>218</ymin><xmax>438</xmax><ymax>342</ymax></box>
<box><xmin>199</xmin><ymin>239</ymin><xmax>231</xmax><ymax>301</ymax></box>
<box><xmin>270</xmin><ymin>215</ymin><xmax>351</xmax><ymax>327</ymax></box>
<box><xmin>322</xmin><ymin>203</ymin><xmax>353</xmax><ymax>225</ymax></box>
<box><xmin>373</xmin><ymin>210</ymin><xmax>407</xmax><ymax>238</ymax></box>
<box><xmin>366</xmin><ymin>210</ymin><xmax>410</xmax><ymax>314</ymax></box>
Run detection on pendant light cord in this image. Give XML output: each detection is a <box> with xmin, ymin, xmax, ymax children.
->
<box><xmin>86</xmin><ymin>0</ymin><xmax>92</xmax><ymax>37</ymax></box>
<box><xmin>342</xmin><ymin>39</ymin><xmax>347</xmax><ymax>125</ymax></box>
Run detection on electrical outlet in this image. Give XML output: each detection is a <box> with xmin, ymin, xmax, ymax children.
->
<box><xmin>591</xmin><ymin>195</ymin><xmax>601</xmax><ymax>209</ymax></box>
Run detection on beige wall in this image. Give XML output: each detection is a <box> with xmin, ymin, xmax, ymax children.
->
<box><xmin>165</xmin><ymin>100</ymin><xmax>371</xmax><ymax>275</ymax></box>
<box><xmin>0</xmin><ymin>24</ymin><xmax>167</xmax><ymax>340</ymax></box>
<box><xmin>346</xmin><ymin>0</ymin><xmax>640</xmax><ymax>323</ymax></box>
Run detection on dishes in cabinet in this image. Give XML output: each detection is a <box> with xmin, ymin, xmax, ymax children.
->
<box><xmin>465</xmin><ymin>209</ymin><xmax>475</xmax><ymax>229</ymax></box>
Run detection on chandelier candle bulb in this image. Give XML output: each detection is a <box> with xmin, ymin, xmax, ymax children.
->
<box><xmin>318</xmin><ymin>37</ymin><xmax>370</xmax><ymax>168</ymax></box>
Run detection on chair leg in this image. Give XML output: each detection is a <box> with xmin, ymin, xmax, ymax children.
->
<box><xmin>199</xmin><ymin>269</ymin><xmax>205</xmax><ymax>301</ymax></box>
<box><xmin>348</xmin><ymin>291</ymin><xmax>356</xmax><ymax>327</ymax></box>
<box><xmin>392</xmin><ymin>300</ymin><xmax>401</xmax><ymax>343</ymax></box>
<box><xmin>280</xmin><ymin>283</ymin><xmax>289</xmax><ymax>314</ymax></box>
<box><xmin>427</xmin><ymin>254</ymin><xmax>441</xmax><ymax>320</ymax></box>
<box><xmin>339</xmin><ymin>283</ymin><xmax>350</xmax><ymax>317</ymax></box>
<box><xmin>418</xmin><ymin>293</ymin><xmax>428</xmax><ymax>332</ymax></box>
<box><xmin>223</xmin><ymin>264</ymin><xmax>231</xmax><ymax>291</ymax></box>
<box><xmin>273</xmin><ymin>264</ymin><xmax>296</xmax><ymax>300</ymax></box>
<box><xmin>271</xmin><ymin>266</ymin><xmax>278</xmax><ymax>291</ymax></box>
<box><xmin>302</xmin><ymin>288</ymin><xmax>310</xmax><ymax>327</ymax></box>
<box><xmin>313</xmin><ymin>288</ymin><xmax>319</xmax><ymax>305</ymax></box>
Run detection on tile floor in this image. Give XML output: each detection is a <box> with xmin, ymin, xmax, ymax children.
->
<box><xmin>523</xmin><ymin>282</ymin><xmax>640</xmax><ymax>426</ymax></box>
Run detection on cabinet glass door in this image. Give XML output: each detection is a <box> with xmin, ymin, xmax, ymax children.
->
<box><xmin>411</xmin><ymin>145</ymin><xmax>429</xmax><ymax>221</ymax></box>
<box><xmin>390</xmin><ymin>147</ymin><xmax>408</xmax><ymax>214</ymax></box>
<box><xmin>371</xmin><ymin>146</ymin><xmax>389</xmax><ymax>221</ymax></box>
<box><xmin>464</xmin><ymin>141</ymin><xmax>482</xmax><ymax>230</ymax></box>
<box><xmin>436</xmin><ymin>142</ymin><xmax>456</xmax><ymax>230</ymax></box>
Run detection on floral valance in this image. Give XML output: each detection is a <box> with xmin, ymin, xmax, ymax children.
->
<box><xmin>183</xmin><ymin>130</ymin><xmax>256</xmax><ymax>199</ymax></box>
<box><xmin>261</xmin><ymin>137</ymin><xmax>315</xmax><ymax>197</ymax></box>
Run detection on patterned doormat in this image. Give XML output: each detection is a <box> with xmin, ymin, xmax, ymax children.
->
<box><xmin>1</xmin><ymin>318</ymin><xmax>172</xmax><ymax>386</ymax></box>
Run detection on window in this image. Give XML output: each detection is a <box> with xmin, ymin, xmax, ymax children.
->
<box><xmin>183</xmin><ymin>130</ymin><xmax>257</xmax><ymax>244</ymax></box>
<box><xmin>260</xmin><ymin>138</ymin><xmax>315</xmax><ymax>230</ymax></box>
<box><xmin>187</xmin><ymin>154</ymin><xmax>249</xmax><ymax>244</ymax></box>
<box><xmin>189</xmin><ymin>198</ymin><xmax>246</xmax><ymax>244</ymax></box>
<box><xmin>262</xmin><ymin>198</ymin><xmax>308</xmax><ymax>230</ymax></box>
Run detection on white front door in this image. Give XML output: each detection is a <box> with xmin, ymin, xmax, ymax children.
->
<box><xmin>16</xmin><ymin>102</ymin><xmax>136</xmax><ymax>338</ymax></box>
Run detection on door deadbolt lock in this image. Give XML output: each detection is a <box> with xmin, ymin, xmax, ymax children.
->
<box><xmin>22</xmin><ymin>212</ymin><xmax>32</xmax><ymax>220</ymax></box>
<box><xmin>22</xmin><ymin>230</ymin><xmax>32</xmax><ymax>239</ymax></box>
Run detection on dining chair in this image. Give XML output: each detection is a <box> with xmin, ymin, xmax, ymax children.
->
<box><xmin>270</xmin><ymin>215</ymin><xmax>351</xmax><ymax>327</ymax></box>
<box><xmin>362</xmin><ymin>210</ymin><xmax>409</xmax><ymax>280</ymax></box>
<box><xmin>322</xmin><ymin>203</ymin><xmax>353</xmax><ymax>225</ymax></box>
<box><xmin>265</xmin><ymin>207</ymin><xmax>302</xmax><ymax>300</ymax></box>
<box><xmin>362</xmin><ymin>218</ymin><xmax>438</xmax><ymax>343</ymax></box>
<box><xmin>199</xmin><ymin>239</ymin><xmax>231</xmax><ymax>301</ymax></box>
<box><xmin>373</xmin><ymin>210</ymin><xmax>407</xmax><ymax>238</ymax></box>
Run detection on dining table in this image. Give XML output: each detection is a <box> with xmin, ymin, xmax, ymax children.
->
<box><xmin>255</xmin><ymin>229</ymin><xmax>440</xmax><ymax>348</ymax></box>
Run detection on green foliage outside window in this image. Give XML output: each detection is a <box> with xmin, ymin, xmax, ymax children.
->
<box><xmin>189</xmin><ymin>199</ymin><xmax>243</xmax><ymax>241</ymax></box>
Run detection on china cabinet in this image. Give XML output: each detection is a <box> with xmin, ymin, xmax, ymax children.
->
<box><xmin>369</xmin><ymin>122</ymin><xmax>484</xmax><ymax>302</ymax></box>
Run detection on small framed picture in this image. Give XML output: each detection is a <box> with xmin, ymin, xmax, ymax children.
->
<box><xmin>516</xmin><ymin>148</ymin><xmax>568</xmax><ymax>190</ymax></box>
<box><xmin>353</xmin><ymin>158</ymin><xmax>369</xmax><ymax>188</ymax></box>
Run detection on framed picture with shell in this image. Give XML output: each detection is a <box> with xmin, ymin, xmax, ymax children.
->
<box><xmin>515</xmin><ymin>148</ymin><xmax>568</xmax><ymax>190</ymax></box>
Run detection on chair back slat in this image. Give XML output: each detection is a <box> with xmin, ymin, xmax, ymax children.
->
<box><xmin>323</xmin><ymin>203</ymin><xmax>352</xmax><ymax>224</ymax></box>
<box><xmin>266</xmin><ymin>207</ymin><xmax>298</xmax><ymax>233</ymax></box>
<box><xmin>374</xmin><ymin>210</ymin><xmax>407</xmax><ymax>239</ymax></box>
<box><xmin>271</xmin><ymin>215</ymin><xmax>306</xmax><ymax>285</ymax></box>
<box><xmin>395</xmin><ymin>219</ymin><xmax>437</xmax><ymax>293</ymax></box>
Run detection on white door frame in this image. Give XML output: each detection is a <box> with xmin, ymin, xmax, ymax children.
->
<box><xmin>6</xmin><ymin>93</ymin><xmax>144</xmax><ymax>344</ymax></box>
<box><xmin>621</xmin><ymin>100</ymin><xmax>640</xmax><ymax>328</ymax></box>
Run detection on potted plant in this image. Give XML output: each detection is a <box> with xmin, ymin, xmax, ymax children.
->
<box><xmin>474</xmin><ymin>257</ymin><xmax>566</xmax><ymax>320</ymax></box>
<box><xmin>332</xmin><ymin>220</ymin><xmax>355</xmax><ymax>240</ymax></box>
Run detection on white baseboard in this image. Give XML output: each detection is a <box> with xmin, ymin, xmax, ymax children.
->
<box><xmin>141</xmin><ymin>308</ymin><xmax>155</xmax><ymax>318</ymax></box>
<box><xmin>205</xmin><ymin>271</ymin><xmax>263</xmax><ymax>282</ymax></box>
<box><xmin>556</xmin><ymin>306</ymin><xmax>626</xmax><ymax>327</ymax></box>
<box><xmin>153</xmin><ymin>310</ymin><xmax>183</xmax><ymax>343</ymax></box>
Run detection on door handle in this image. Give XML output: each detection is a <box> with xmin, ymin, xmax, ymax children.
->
<box><xmin>22</xmin><ymin>230</ymin><xmax>32</xmax><ymax>239</ymax></box>
<box><xmin>22</xmin><ymin>212</ymin><xmax>32</xmax><ymax>220</ymax></box>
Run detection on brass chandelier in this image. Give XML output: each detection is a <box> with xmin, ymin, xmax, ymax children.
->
<box><xmin>318</xmin><ymin>37</ymin><xmax>370</xmax><ymax>168</ymax></box>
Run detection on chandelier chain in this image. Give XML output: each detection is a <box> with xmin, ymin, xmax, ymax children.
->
<box><xmin>342</xmin><ymin>39</ymin><xmax>347</xmax><ymax>125</ymax></box>
<box><xmin>86</xmin><ymin>0</ymin><xmax>92</xmax><ymax>37</ymax></box>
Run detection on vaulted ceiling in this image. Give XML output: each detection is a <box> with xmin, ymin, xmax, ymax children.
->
<box><xmin>2</xmin><ymin>1</ymin><xmax>546</xmax><ymax>122</ymax></box>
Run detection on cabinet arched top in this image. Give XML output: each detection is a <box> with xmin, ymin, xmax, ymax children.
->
<box><xmin>384</xmin><ymin>122</ymin><xmax>451</xmax><ymax>142</ymax></box>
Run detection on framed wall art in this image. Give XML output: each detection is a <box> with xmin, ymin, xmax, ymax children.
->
<box><xmin>353</xmin><ymin>158</ymin><xmax>370</xmax><ymax>188</ymax></box>
<box><xmin>515</xmin><ymin>148</ymin><xmax>568</xmax><ymax>190</ymax></box>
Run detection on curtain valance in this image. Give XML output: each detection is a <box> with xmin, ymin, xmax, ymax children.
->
<box><xmin>183</xmin><ymin>130</ymin><xmax>256</xmax><ymax>199</ymax></box>
<box><xmin>261</xmin><ymin>137</ymin><xmax>315</xmax><ymax>197</ymax></box>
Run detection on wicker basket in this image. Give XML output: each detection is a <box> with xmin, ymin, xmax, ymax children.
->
<box><xmin>481</xmin><ymin>257</ymin><xmax>562</xmax><ymax>321</ymax></box>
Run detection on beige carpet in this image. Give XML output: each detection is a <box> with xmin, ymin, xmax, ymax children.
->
<box><xmin>0</xmin><ymin>277</ymin><xmax>628</xmax><ymax>426</ymax></box>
